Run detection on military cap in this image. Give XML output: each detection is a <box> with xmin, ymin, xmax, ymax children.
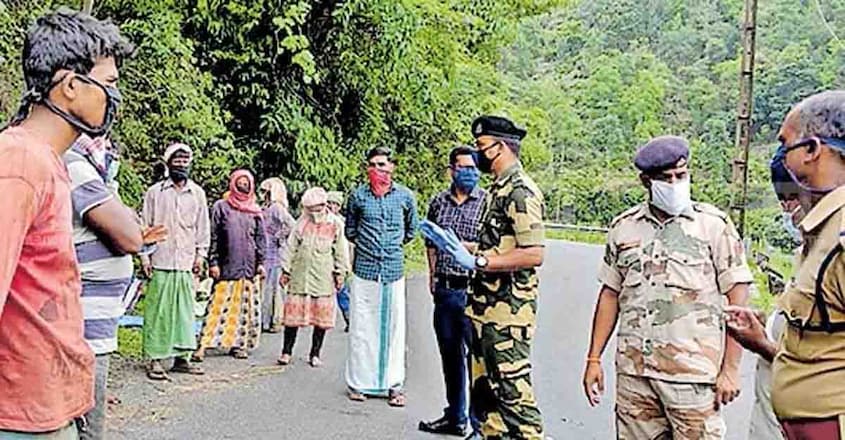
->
<box><xmin>634</xmin><ymin>135</ymin><xmax>690</xmax><ymax>173</ymax></box>
<box><xmin>471</xmin><ymin>115</ymin><xmax>527</xmax><ymax>141</ymax></box>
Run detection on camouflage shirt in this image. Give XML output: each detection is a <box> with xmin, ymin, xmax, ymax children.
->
<box><xmin>468</xmin><ymin>163</ymin><xmax>545</xmax><ymax>327</ymax></box>
<box><xmin>598</xmin><ymin>202</ymin><xmax>753</xmax><ymax>384</ymax></box>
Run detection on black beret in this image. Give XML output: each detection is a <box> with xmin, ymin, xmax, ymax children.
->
<box><xmin>471</xmin><ymin>116</ymin><xmax>527</xmax><ymax>141</ymax></box>
<box><xmin>634</xmin><ymin>136</ymin><xmax>690</xmax><ymax>173</ymax></box>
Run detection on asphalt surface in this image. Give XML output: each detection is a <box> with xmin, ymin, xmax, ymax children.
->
<box><xmin>110</xmin><ymin>240</ymin><xmax>756</xmax><ymax>439</ymax></box>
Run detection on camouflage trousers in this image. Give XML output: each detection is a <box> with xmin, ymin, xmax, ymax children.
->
<box><xmin>470</xmin><ymin>320</ymin><xmax>543</xmax><ymax>439</ymax></box>
<box><xmin>616</xmin><ymin>374</ymin><xmax>725</xmax><ymax>440</ymax></box>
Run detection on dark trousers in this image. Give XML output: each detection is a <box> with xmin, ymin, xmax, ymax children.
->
<box><xmin>781</xmin><ymin>416</ymin><xmax>843</xmax><ymax>440</ymax></box>
<box><xmin>433</xmin><ymin>283</ymin><xmax>473</xmax><ymax>426</ymax></box>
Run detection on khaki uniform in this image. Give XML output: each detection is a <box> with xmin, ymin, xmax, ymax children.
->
<box><xmin>469</xmin><ymin>163</ymin><xmax>545</xmax><ymax>439</ymax></box>
<box><xmin>774</xmin><ymin>186</ymin><xmax>845</xmax><ymax>422</ymax></box>
<box><xmin>599</xmin><ymin>202</ymin><xmax>752</xmax><ymax>440</ymax></box>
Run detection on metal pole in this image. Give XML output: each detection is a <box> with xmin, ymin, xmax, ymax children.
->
<box><xmin>82</xmin><ymin>0</ymin><xmax>94</xmax><ymax>14</ymax></box>
<box><xmin>730</xmin><ymin>0</ymin><xmax>758</xmax><ymax>237</ymax></box>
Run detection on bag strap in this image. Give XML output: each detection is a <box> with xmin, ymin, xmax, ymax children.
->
<box><xmin>802</xmin><ymin>244</ymin><xmax>845</xmax><ymax>332</ymax></box>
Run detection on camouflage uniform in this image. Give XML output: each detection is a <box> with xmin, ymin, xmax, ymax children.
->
<box><xmin>469</xmin><ymin>163</ymin><xmax>545</xmax><ymax>439</ymax></box>
<box><xmin>599</xmin><ymin>202</ymin><xmax>753</xmax><ymax>440</ymax></box>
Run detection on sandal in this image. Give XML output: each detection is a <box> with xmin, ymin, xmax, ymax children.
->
<box><xmin>309</xmin><ymin>356</ymin><xmax>323</xmax><ymax>368</ymax></box>
<box><xmin>348</xmin><ymin>389</ymin><xmax>366</xmax><ymax>402</ymax></box>
<box><xmin>146</xmin><ymin>362</ymin><xmax>169</xmax><ymax>381</ymax></box>
<box><xmin>190</xmin><ymin>349</ymin><xmax>205</xmax><ymax>363</ymax></box>
<box><xmin>277</xmin><ymin>354</ymin><xmax>292</xmax><ymax>366</ymax></box>
<box><xmin>170</xmin><ymin>362</ymin><xmax>205</xmax><ymax>375</ymax></box>
<box><xmin>231</xmin><ymin>348</ymin><xmax>249</xmax><ymax>359</ymax></box>
<box><xmin>387</xmin><ymin>391</ymin><xmax>406</xmax><ymax>407</ymax></box>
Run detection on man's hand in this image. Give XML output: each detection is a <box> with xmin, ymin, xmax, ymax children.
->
<box><xmin>724</xmin><ymin>305</ymin><xmax>769</xmax><ymax>354</ymax></box>
<box><xmin>420</xmin><ymin>220</ymin><xmax>475</xmax><ymax>270</ymax></box>
<box><xmin>257</xmin><ymin>265</ymin><xmax>266</xmax><ymax>279</ymax></box>
<box><xmin>280</xmin><ymin>273</ymin><xmax>290</xmax><ymax>288</ymax></box>
<box><xmin>582</xmin><ymin>361</ymin><xmax>605</xmax><ymax>407</ymax></box>
<box><xmin>428</xmin><ymin>273</ymin><xmax>436</xmax><ymax>295</ymax></box>
<box><xmin>192</xmin><ymin>258</ymin><xmax>204</xmax><ymax>275</ymax></box>
<box><xmin>713</xmin><ymin>368</ymin><xmax>741</xmax><ymax>410</ymax></box>
<box><xmin>142</xmin><ymin>225</ymin><xmax>168</xmax><ymax>244</ymax></box>
<box><xmin>334</xmin><ymin>273</ymin><xmax>344</xmax><ymax>291</ymax></box>
<box><xmin>209</xmin><ymin>266</ymin><xmax>220</xmax><ymax>280</ymax></box>
<box><xmin>141</xmin><ymin>261</ymin><xmax>153</xmax><ymax>279</ymax></box>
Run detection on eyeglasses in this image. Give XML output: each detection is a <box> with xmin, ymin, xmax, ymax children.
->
<box><xmin>474</xmin><ymin>141</ymin><xmax>500</xmax><ymax>152</ymax></box>
<box><xmin>781</xmin><ymin>136</ymin><xmax>845</xmax><ymax>155</ymax></box>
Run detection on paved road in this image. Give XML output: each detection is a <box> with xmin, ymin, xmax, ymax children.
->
<box><xmin>110</xmin><ymin>240</ymin><xmax>756</xmax><ymax>439</ymax></box>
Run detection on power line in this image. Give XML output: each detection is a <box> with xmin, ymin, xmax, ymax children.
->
<box><xmin>814</xmin><ymin>0</ymin><xmax>842</xmax><ymax>46</ymax></box>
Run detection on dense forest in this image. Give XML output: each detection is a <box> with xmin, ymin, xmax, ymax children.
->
<box><xmin>1</xmin><ymin>0</ymin><xmax>844</xmax><ymax>250</ymax></box>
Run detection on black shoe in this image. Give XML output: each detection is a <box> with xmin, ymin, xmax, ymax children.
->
<box><xmin>418</xmin><ymin>416</ymin><xmax>466</xmax><ymax>436</ymax></box>
<box><xmin>463</xmin><ymin>431</ymin><xmax>482</xmax><ymax>440</ymax></box>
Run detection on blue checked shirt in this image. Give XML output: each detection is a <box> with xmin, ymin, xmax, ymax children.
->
<box><xmin>345</xmin><ymin>183</ymin><xmax>419</xmax><ymax>282</ymax></box>
<box><xmin>425</xmin><ymin>186</ymin><xmax>486</xmax><ymax>278</ymax></box>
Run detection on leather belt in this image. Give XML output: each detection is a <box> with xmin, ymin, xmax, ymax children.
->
<box><xmin>436</xmin><ymin>275</ymin><xmax>470</xmax><ymax>290</ymax></box>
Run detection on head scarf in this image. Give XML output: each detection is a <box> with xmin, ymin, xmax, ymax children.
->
<box><xmin>327</xmin><ymin>191</ymin><xmax>344</xmax><ymax>206</ymax></box>
<box><xmin>302</xmin><ymin>187</ymin><xmax>328</xmax><ymax>207</ymax></box>
<box><xmin>259</xmin><ymin>177</ymin><xmax>289</xmax><ymax>209</ymax></box>
<box><xmin>226</xmin><ymin>169</ymin><xmax>262</xmax><ymax>214</ymax></box>
<box><xmin>163</xmin><ymin>143</ymin><xmax>193</xmax><ymax>163</ymax></box>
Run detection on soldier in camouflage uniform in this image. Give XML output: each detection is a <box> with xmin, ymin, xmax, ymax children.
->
<box><xmin>582</xmin><ymin>136</ymin><xmax>753</xmax><ymax>440</ymax></box>
<box><xmin>421</xmin><ymin>115</ymin><xmax>545</xmax><ymax>440</ymax></box>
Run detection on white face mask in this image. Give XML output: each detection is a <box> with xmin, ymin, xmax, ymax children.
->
<box><xmin>650</xmin><ymin>178</ymin><xmax>691</xmax><ymax>216</ymax></box>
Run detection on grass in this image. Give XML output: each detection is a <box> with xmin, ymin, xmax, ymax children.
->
<box><xmin>545</xmin><ymin>228</ymin><xmax>607</xmax><ymax>245</ymax></box>
<box><xmin>544</xmin><ymin>226</ymin><xmax>794</xmax><ymax>314</ymax></box>
<box><xmin>117</xmin><ymin>327</ymin><xmax>143</xmax><ymax>359</ymax></box>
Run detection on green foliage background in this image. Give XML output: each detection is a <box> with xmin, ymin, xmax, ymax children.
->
<box><xmin>1</xmin><ymin>0</ymin><xmax>844</xmax><ymax>252</ymax></box>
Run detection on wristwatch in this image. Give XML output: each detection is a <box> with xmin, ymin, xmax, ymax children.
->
<box><xmin>475</xmin><ymin>255</ymin><xmax>489</xmax><ymax>270</ymax></box>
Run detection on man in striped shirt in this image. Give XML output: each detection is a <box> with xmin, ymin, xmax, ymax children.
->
<box><xmin>65</xmin><ymin>134</ymin><xmax>148</xmax><ymax>440</ymax></box>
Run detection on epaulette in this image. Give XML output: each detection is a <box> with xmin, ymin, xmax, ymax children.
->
<box><xmin>692</xmin><ymin>202</ymin><xmax>729</xmax><ymax>222</ymax></box>
<box><xmin>610</xmin><ymin>204</ymin><xmax>643</xmax><ymax>228</ymax></box>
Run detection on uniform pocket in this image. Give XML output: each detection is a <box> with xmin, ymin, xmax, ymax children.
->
<box><xmin>617</xmin><ymin>246</ymin><xmax>643</xmax><ymax>287</ymax></box>
<box><xmin>665</xmin><ymin>252</ymin><xmax>709</xmax><ymax>291</ymax></box>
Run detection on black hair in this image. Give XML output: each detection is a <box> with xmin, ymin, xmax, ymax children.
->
<box><xmin>366</xmin><ymin>146</ymin><xmax>393</xmax><ymax>162</ymax></box>
<box><xmin>449</xmin><ymin>145</ymin><xmax>475</xmax><ymax>166</ymax></box>
<box><xmin>10</xmin><ymin>8</ymin><xmax>133</xmax><ymax>125</ymax></box>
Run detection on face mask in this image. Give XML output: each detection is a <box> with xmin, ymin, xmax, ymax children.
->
<box><xmin>169</xmin><ymin>166</ymin><xmax>190</xmax><ymax>182</ymax></box>
<box><xmin>367</xmin><ymin>168</ymin><xmax>392</xmax><ymax>197</ymax></box>
<box><xmin>781</xmin><ymin>211</ymin><xmax>802</xmax><ymax>245</ymax></box>
<box><xmin>650</xmin><ymin>178</ymin><xmax>692</xmax><ymax>216</ymax></box>
<box><xmin>42</xmin><ymin>74</ymin><xmax>122</xmax><ymax>138</ymax></box>
<box><xmin>474</xmin><ymin>143</ymin><xmax>501</xmax><ymax>174</ymax></box>
<box><xmin>309</xmin><ymin>210</ymin><xmax>328</xmax><ymax>223</ymax></box>
<box><xmin>453</xmin><ymin>166</ymin><xmax>480</xmax><ymax>193</ymax></box>
<box><xmin>784</xmin><ymin>161</ymin><xmax>837</xmax><ymax>195</ymax></box>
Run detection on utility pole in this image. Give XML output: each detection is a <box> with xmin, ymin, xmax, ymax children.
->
<box><xmin>730</xmin><ymin>0</ymin><xmax>758</xmax><ymax>237</ymax></box>
<box><xmin>82</xmin><ymin>0</ymin><xmax>94</xmax><ymax>14</ymax></box>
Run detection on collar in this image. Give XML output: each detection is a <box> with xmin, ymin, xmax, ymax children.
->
<box><xmin>161</xmin><ymin>178</ymin><xmax>194</xmax><ymax>192</ymax></box>
<box><xmin>449</xmin><ymin>185</ymin><xmax>482</xmax><ymax>202</ymax></box>
<box><xmin>800</xmin><ymin>186</ymin><xmax>845</xmax><ymax>232</ymax></box>
<box><xmin>367</xmin><ymin>183</ymin><xmax>396</xmax><ymax>197</ymax></box>
<box><xmin>632</xmin><ymin>202</ymin><xmax>696</xmax><ymax>223</ymax></box>
<box><xmin>493</xmin><ymin>162</ymin><xmax>522</xmax><ymax>187</ymax></box>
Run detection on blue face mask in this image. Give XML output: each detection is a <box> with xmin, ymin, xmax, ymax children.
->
<box><xmin>453</xmin><ymin>166</ymin><xmax>480</xmax><ymax>193</ymax></box>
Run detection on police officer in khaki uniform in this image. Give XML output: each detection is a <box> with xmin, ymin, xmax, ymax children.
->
<box><xmin>421</xmin><ymin>116</ymin><xmax>545</xmax><ymax>439</ymax></box>
<box><xmin>726</xmin><ymin>90</ymin><xmax>845</xmax><ymax>439</ymax></box>
<box><xmin>583</xmin><ymin>136</ymin><xmax>753</xmax><ymax>440</ymax></box>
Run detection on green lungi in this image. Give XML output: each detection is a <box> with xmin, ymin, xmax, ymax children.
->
<box><xmin>143</xmin><ymin>270</ymin><xmax>196</xmax><ymax>360</ymax></box>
